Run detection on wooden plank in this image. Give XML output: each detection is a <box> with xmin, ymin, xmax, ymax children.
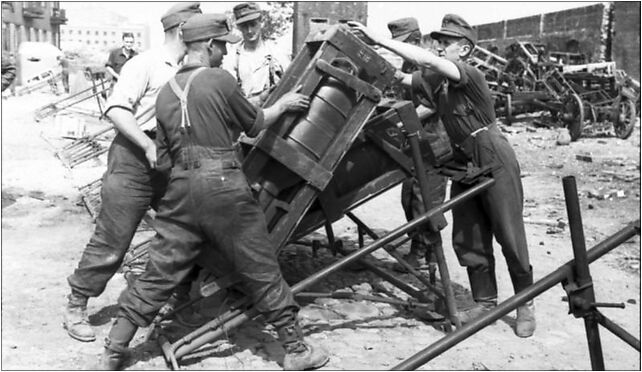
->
<box><xmin>255</xmin><ymin>131</ymin><xmax>333</xmax><ymax>191</ymax></box>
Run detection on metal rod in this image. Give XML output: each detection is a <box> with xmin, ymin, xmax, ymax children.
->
<box><xmin>563</xmin><ymin>176</ymin><xmax>604</xmax><ymax>370</ymax></box>
<box><xmin>595</xmin><ymin>310</ymin><xmax>641</xmax><ymax>351</ymax></box>
<box><xmin>172</xmin><ymin>178</ymin><xmax>495</xmax><ymax>361</ymax></box>
<box><xmin>345</xmin><ymin>212</ymin><xmax>446</xmax><ymax>300</ymax></box>
<box><xmin>406</xmin><ymin>128</ymin><xmax>458</xmax><ymax>331</ymax></box>
<box><xmin>392</xmin><ymin>220</ymin><xmax>640</xmax><ymax>370</ymax></box>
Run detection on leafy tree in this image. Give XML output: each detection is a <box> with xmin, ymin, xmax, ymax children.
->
<box><xmin>260</xmin><ymin>2</ymin><xmax>293</xmax><ymax>40</ymax></box>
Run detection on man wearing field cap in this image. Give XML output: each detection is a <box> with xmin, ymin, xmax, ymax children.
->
<box><xmin>386</xmin><ymin>18</ymin><xmax>449</xmax><ymax>284</ymax></box>
<box><xmin>64</xmin><ymin>2</ymin><xmax>201</xmax><ymax>346</ymax></box>
<box><xmin>350</xmin><ymin>14</ymin><xmax>535</xmax><ymax>338</ymax></box>
<box><xmin>99</xmin><ymin>13</ymin><xmax>329</xmax><ymax>370</ymax></box>
<box><xmin>223</xmin><ymin>2</ymin><xmax>289</xmax><ymax>107</ymax></box>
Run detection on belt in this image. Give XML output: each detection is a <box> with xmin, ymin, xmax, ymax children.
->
<box><xmin>175</xmin><ymin>146</ymin><xmax>240</xmax><ymax>170</ymax></box>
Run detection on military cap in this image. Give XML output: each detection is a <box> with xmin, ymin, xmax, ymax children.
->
<box><xmin>160</xmin><ymin>2</ymin><xmax>202</xmax><ymax>31</ymax></box>
<box><xmin>233</xmin><ymin>2</ymin><xmax>262</xmax><ymax>25</ymax></box>
<box><xmin>387</xmin><ymin>17</ymin><xmax>420</xmax><ymax>42</ymax></box>
<box><xmin>182</xmin><ymin>13</ymin><xmax>242</xmax><ymax>44</ymax></box>
<box><xmin>430</xmin><ymin>14</ymin><xmax>477</xmax><ymax>45</ymax></box>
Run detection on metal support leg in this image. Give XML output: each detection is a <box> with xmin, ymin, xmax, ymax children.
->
<box><xmin>403</xmin><ymin>108</ymin><xmax>459</xmax><ymax>330</ymax></box>
<box><xmin>563</xmin><ymin>176</ymin><xmax>604</xmax><ymax>370</ymax></box>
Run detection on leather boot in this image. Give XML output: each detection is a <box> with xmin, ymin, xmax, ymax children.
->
<box><xmin>515</xmin><ymin>300</ymin><xmax>536</xmax><ymax>338</ymax></box>
<box><xmin>456</xmin><ymin>299</ymin><xmax>497</xmax><ymax>324</ymax></box>
<box><xmin>457</xmin><ymin>268</ymin><xmax>498</xmax><ymax>324</ymax></box>
<box><xmin>63</xmin><ymin>292</ymin><xmax>96</xmax><ymax>342</ymax></box>
<box><xmin>277</xmin><ymin>321</ymin><xmax>329</xmax><ymax>371</ymax></box>
<box><xmin>96</xmin><ymin>317</ymin><xmax>138</xmax><ymax>370</ymax></box>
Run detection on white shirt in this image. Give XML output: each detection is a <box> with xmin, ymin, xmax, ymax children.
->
<box><xmin>105</xmin><ymin>47</ymin><xmax>180</xmax><ymax>131</ymax></box>
<box><xmin>223</xmin><ymin>39</ymin><xmax>289</xmax><ymax>98</ymax></box>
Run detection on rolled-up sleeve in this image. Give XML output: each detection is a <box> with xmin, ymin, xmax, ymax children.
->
<box><xmin>104</xmin><ymin>54</ymin><xmax>149</xmax><ymax>116</ymax></box>
<box><xmin>221</xmin><ymin>71</ymin><xmax>264</xmax><ymax>137</ymax></box>
<box><xmin>449</xmin><ymin>61</ymin><xmax>472</xmax><ymax>88</ymax></box>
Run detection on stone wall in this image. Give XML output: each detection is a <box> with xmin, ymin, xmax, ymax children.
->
<box><xmin>473</xmin><ymin>3</ymin><xmax>640</xmax><ymax>80</ymax></box>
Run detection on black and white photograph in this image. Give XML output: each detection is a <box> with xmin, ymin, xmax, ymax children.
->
<box><xmin>1</xmin><ymin>1</ymin><xmax>640</xmax><ymax>370</ymax></box>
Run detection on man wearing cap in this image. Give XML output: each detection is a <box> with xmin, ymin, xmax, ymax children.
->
<box><xmin>349</xmin><ymin>15</ymin><xmax>535</xmax><ymax>338</ymax></box>
<box><xmin>387</xmin><ymin>17</ymin><xmax>448</xmax><ymax>282</ymax></box>
<box><xmin>222</xmin><ymin>2</ymin><xmax>289</xmax><ymax>107</ymax></box>
<box><xmin>63</xmin><ymin>2</ymin><xmax>202</xmax><ymax>344</ymax></box>
<box><xmin>98</xmin><ymin>13</ymin><xmax>329</xmax><ymax>371</ymax></box>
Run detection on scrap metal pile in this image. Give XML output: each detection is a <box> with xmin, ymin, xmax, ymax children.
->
<box><xmin>469</xmin><ymin>41</ymin><xmax>640</xmax><ymax>141</ymax></box>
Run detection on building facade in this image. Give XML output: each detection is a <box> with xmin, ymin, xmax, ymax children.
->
<box><xmin>1</xmin><ymin>1</ymin><xmax>67</xmax><ymax>55</ymax></box>
<box><xmin>60</xmin><ymin>24</ymin><xmax>150</xmax><ymax>53</ymax></box>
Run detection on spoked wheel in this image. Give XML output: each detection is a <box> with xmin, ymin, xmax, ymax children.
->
<box><xmin>614</xmin><ymin>98</ymin><xmax>637</xmax><ymax>139</ymax></box>
<box><xmin>562</xmin><ymin>93</ymin><xmax>584</xmax><ymax>141</ymax></box>
<box><xmin>504</xmin><ymin>94</ymin><xmax>513</xmax><ymax>125</ymax></box>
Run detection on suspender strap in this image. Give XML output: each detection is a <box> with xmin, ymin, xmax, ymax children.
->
<box><xmin>168</xmin><ymin>67</ymin><xmax>206</xmax><ymax>130</ymax></box>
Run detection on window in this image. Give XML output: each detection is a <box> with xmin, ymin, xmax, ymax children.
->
<box><xmin>78</xmin><ymin>30</ymin><xmax>81</xmax><ymax>35</ymax></box>
<box><xmin>111</xmin><ymin>31</ymin><xmax>115</xmax><ymax>36</ymax></box>
<box><xmin>137</xmin><ymin>32</ymin><xmax>141</xmax><ymax>38</ymax></box>
<box><xmin>86</xmin><ymin>30</ymin><xmax>90</xmax><ymax>35</ymax></box>
<box><xmin>103</xmin><ymin>31</ymin><xmax>107</xmax><ymax>36</ymax></box>
<box><xmin>95</xmin><ymin>31</ymin><xmax>98</xmax><ymax>36</ymax></box>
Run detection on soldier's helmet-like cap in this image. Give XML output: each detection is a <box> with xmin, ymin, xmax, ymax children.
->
<box><xmin>233</xmin><ymin>2</ymin><xmax>262</xmax><ymax>25</ymax></box>
<box><xmin>161</xmin><ymin>2</ymin><xmax>202</xmax><ymax>31</ymax></box>
<box><xmin>387</xmin><ymin>17</ymin><xmax>420</xmax><ymax>42</ymax></box>
<box><xmin>429</xmin><ymin>14</ymin><xmax>477</xmax><ymax>45</ymax></box>
<box><xmin>182</xmin><ymin>13</ymin><xmax>242</xmax><ymax>44</ymax></box>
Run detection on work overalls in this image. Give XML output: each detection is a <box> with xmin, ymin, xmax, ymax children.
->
<box><xmin>439</xmin><ymin>78</ymin><xmax>533</xmax><ymax>302</ymax></box>
<box><xmin>118</xmin><ymin>68</ymin><xmax>298</xmax><ymax>329</ymax></box>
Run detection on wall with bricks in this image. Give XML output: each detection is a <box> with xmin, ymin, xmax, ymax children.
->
<box><xmin>473</xmin><ymin>3</ymin><xmax>640</xmax><ymax>80</ymax></box>
<box><xmin>612</xmin><ymin>2</ymin><xmax>640</xmax><ymax>81</ymax></box>
<box><xmin>474</xmin><ymin>4</ymin><xmax>605</xmax><ymax>62</ymax></box>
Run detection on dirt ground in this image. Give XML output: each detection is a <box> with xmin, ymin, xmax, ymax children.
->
<box><xmin>1</xmin><ymin>90</ymin><xmax>640</xmax><ymax>370</ymax></box>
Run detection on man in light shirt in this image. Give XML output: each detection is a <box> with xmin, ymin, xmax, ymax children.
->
<box><xmin>223</xmin><ymin>2</ymin><xmax>289</xmax><ymax>107</ymax></box>
<box><xmin>63</xmin><ymin>2</ymin><xmax>202</xmax><ymax>344</ymax></box>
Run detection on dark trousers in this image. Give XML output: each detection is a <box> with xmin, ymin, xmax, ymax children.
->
<box><xmin>67</xmin><ymin>133</ymin><xmax>168</xmax><ymax>298</ymax></box>
<box><xmin>118</xmin><ymin>155</ymin><xmax>298</xmax><ymax>328</ymax></box>
<box><xmin>451</xmin><ymin>126</ymin><xmax>532</xmax><ymax>301</ymax></box>
<box><xmin>400</xmin><ymin>170</ymin><xmax>448</xmax><ymax>260</ymax></box>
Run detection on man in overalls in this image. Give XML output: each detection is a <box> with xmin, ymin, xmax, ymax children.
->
<box><xmin>387</xmin><ymin>18</ymin><xmax>448</xmax><ymax>283</ymax></box>
<box><xmin>64</xmin><ymin>2</ymin><xmax>202</xmax><ymax>343</ymax></box>
<box><xmin>222</xmin><ymin>2</ymin><xmax>289</xmax><ymax>107</ymax></box>
<box><xmin>99</xmin><ymin>14</ymin><xmax>329</xmax><ymax>370</ymax></box>
<box><xmin>349</xmin><ymin>15</ymin><xmax>535</xmax><ymax>338</ymax></box>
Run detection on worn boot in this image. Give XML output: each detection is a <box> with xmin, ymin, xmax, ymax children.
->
<box><xmin>96</xmin><ymin>317</ymin><xmax>138</xmax><ymax>370</ymax></box>
<box><xmin>515</xmin><ymin>300</ymin><xmax>536</xmax><ymax>338</ymax></box>
<box><xmin>278</xmin><ymin>321</ymin><xmax>329</xmax><ymax>371</ymax></box>
<box><xmin>456</xmin><ymin>299</ymin><xmax>497</xmax><ymax>324</ymax></box>
<box><xmin>63</xmin><ymin>292</ymin><xmax>96</xmax><ymax>342</ymax></box>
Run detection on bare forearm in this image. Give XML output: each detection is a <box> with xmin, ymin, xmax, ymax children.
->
<box><xmin>106</xmin><ymin>66</ymin><xmax>119</xmax><ymax>80</ymax></box>
<box><xmin>259</xmin><ymin>102</ymin><xmax>286</xmax><ymax>130</ymax></box>
<box><xmin>106</xmin><ymin>107</ymin><xmax>153</xmax><ymax>150</ymax></box>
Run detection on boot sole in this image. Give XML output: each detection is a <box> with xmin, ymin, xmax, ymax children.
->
<box><xmin>63</xmin><ymin>323</ymin><xmax>96</xmax><ymax>342</ymax></box>
<box><xmin>308</xmin><ymin>355</ymin><xmax>330</xmax><ymax>370</ymax></box>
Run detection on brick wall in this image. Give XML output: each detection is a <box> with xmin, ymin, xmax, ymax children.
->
<box><xmin>474</xmin><ymin>4</ymin><xmax>606</xmax><ymax>64</ymax></box>
<box><xmin>612</xmin><ymin>2</ymin><xmax>640</xmax><ymax>81</ymax></box>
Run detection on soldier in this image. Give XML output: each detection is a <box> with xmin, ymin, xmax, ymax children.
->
<box><xmin>99</xmin><ymin>13</ymin><xmax>329</xmax><ymax>370</ymax></box>
<box><xmin>386</xmin><ymin>18</ymin><xmax>448</xmax><ymax>282</ymax></box>
<box><xmin>223</xmin><ymin>2</ymin><xmax>289</xmax><ymax>107</ymax></box>
<box><xmin>63</xmin><ymin>2</ymin><xmax>202</xmax><ymax>343</ymax></box>
<box><xmin>349</xmin><ymin>15</ymin><xmax>536</xmax><ymax>338</ymax></box>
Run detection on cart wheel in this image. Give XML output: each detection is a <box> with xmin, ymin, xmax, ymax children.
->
<box><xmin>504</xmin><ymin>94</ymin><xmax>513</xmax><ymax>125</ymax></box>
<box><xmin>614</xmin><ymin>98</ymin><xmax>636</xmax><ymax>139</ymax></box>
<box><xmin>564</xmin><ymin>94</ymin><xmax>584</xmax><ymax>141</ymax></box>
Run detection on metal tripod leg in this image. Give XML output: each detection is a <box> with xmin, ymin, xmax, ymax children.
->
<box><xmin>399</xmin><ymin>102</ymin><xmax>460</xmax><ymax>330</ymax></box>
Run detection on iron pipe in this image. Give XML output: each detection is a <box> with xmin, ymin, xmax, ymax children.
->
<box><xmin>595</xmin><ymin>310</ymin><xmax>641</xmax><ymax>351</ymax></box>
<box><xmin>392</xmin><ymin>220</ymin><xmax>640</xmax><ymax>370</ymax></box>
<box><xmin>173</xmin><ymin>177</ymin><xmax>495</xmax><ymax>360</ymax></box>
<box><xmin>563</xmin><ymin>176</ymin><xmax>604</xmax><ymax>370</ymax></box>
